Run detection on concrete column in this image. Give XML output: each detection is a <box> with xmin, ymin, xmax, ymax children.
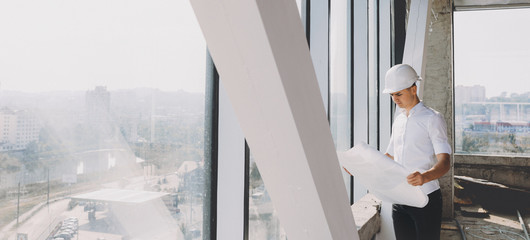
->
<box><xmin>422</xmin><ymin>0</ymin><xmax>454</xmax><ymax>218</ymax></box>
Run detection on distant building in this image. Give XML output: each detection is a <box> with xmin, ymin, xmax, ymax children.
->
<box><xmin>176</xmin><ymin>161</ymin><xmax>204</xmax><ymax>192</ymax></box>
<box><xmin>456</xmin><ymin>85</ymin><xmax>486</xmax><ymax>103</ymax></box>
<box><xmin>472</xmin><ymin>121</ymin><xmax>530</xmax><ymax>133</ymax></box>
<box><xmin>85</xmin><ymin>86</ymin><xmax>111</xmax><ymax>125</ymax></box>
<box><xmin>0</xmin><ymin>107</ymin><xmax>40</xmax><ymax>151</ymax></box>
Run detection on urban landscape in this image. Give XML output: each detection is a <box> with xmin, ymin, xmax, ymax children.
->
<box><xmin>0</xmin><ymin>87</ymin><xmax>206</xmax><ymax>240</ymax></box>
<box><xmin>0</xmin><ymin>86</ymin><xmax>287</xmax><ymax>240</ymax></box>
<box><xmin>455</xmin><ymin>85</ymin><xmax>530</xmax><ymax>155</ymax></box>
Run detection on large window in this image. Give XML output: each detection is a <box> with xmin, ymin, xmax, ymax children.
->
<box><xmin>248</xmin><ymin>155</ymin><xmax>286</xmax><ymax>240</ymax></box>
<box><xmin>246</xmin><ymin>2</ymin><xmax>303</xmax><ymax>239</ymax></box>
<box><xmin>454</xmin><ymin>9</ymin><xmax>530</xmax><ymax>156</ymax></box>
<box><xmin>0</xmin><ymin>1</ymin><xmax>208</xmax><ymax>240</ymax></box>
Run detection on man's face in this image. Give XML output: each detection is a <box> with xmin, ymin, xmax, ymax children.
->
<box><xmin>389</xmin><ymin>85</ymin><xmax>417</xmax><ymax>110</ymax></box>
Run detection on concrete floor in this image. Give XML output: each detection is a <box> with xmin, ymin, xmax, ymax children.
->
<box><xmin>440</xmin><ymin>206</ymin><xmax>529</xmax><ymax>240</ymax></box>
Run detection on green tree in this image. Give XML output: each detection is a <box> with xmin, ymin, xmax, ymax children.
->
<box><xmin>36</xmin><ymin>126</ymin><xmax>72</xmax><ymax>167</ymax></box>
<box><xmin>21</xmin><ymin>141</ymin><xmax>39</xmax><ymax>171</ymax></box>
<box><xmin>462</xmin><ymin>133</ymin><xmax>479</xmax><ymax>153</ymax></box>
<box><xmin>0</xmin><ymin>153</ymin><xmax>21</xmax><ymax>173</ymax></box>
<box><xmin>503</xmin><ymin>133</ymin><xmax>524</xmax><ymax>153</ymax></box>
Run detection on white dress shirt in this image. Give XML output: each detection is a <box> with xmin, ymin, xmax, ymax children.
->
<box><xmin>386</xmin><ymin>102</ymin><xmax>452</xmax><ymax>195</ymax></box>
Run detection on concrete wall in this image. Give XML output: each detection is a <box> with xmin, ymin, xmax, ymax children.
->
<box><xmin>421</xmin><ymin>0</ymin><xmax>454</xmax><ymax>218</ymax></box>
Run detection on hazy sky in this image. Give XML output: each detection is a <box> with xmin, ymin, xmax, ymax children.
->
<box><xmin>0</xmin><ymin>1</ymin><xmax>527</xmax><ymax>97</ymax></box>
<box><xmin>454</xmin><ymin>8</ymin><xmax>530</xmax><ymax>98</ymax></box>
<box><xmin>0</xmin><ymin>0</ymin><xmax>206</xmax><ymax>92</ymax></box>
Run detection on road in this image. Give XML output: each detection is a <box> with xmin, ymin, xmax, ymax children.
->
<box><xmin>1</xmin><ymin>199</ymin><xmax>69</xmax><ymax>240</ymax></box>
<box><xmin>1</xmin><ymin>173</ymin><xmax>189</xmax><ymax>240</ymax></box>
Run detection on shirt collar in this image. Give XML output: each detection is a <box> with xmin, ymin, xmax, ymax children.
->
<box><xmin>399</xmin><ymin>101</ymin><xmax>424</xmax><ymax>116</ymax></box>
<box><xmin>409</xmin><ymin>101</ymin><xmax>424</xmax><ymax>115</ymax></box>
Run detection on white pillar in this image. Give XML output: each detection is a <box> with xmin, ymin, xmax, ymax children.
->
<box><xmin>190</xmin><ymin>1</ymin><xmax>358</xmax><ymax>239</ymax></box>
<box><xmin>402</xmin><ymin>0</ymin><xmax>432</xmax><ymax>100</ymax></box>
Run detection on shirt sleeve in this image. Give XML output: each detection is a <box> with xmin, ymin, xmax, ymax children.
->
<box><xmin>428</xmin><ymin>113</ymin><xmax>452</xmax><ymax>154</ymax></box>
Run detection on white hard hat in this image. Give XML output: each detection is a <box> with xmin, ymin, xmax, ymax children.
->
<box><xmin>382</xmin><ymin>64</ymin><xmax>421</xmax><ymax>93</ymax></box>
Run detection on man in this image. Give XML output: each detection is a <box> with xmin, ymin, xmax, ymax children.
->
<box><xmin>383</xmin><ymin>64</ymin><xmax>451</xmax><ymax>240</ymax></box>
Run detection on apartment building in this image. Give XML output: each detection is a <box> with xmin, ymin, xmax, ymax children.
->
<box><xmin>0</xmin><ymin>108</ymin><xmax>40</xmax><ymax>151</ymax></box>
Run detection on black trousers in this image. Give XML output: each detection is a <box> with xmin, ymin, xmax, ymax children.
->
<box><xmin>392</xmin><ymin>189</ymin><xmax>443</xmax><ymax>240</ymax></box>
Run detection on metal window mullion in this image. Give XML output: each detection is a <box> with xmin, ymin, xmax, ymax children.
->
<box><xmin>303</xmin><ymin>0</ymin><xmax>311</xmax><ymax>47</ymax></box>
<box><xmin>243</xmin><ymin>141</ymin><xmax>249</xmax><ymax>240</ymax></box>
<box><xmin>368</xmin><ymin>0</ymin><xmax>380</xmax><ymax>149</ymax></box>
<box><xmin>348</xmin><ymin>0</ymin><xmax>354</xmax><ymax>205</ymax></box>
<box><xmin>352</xmin><ymin>0</ymin><xmax>370</xmax><ymax>203</ymax></box>
<box><xmin>204</xmin><ymin>51</ymin><xmax>218</xmax><ymax>240</ymax></box>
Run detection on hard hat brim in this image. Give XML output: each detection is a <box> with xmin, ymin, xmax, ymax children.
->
<box><xmin>382</xmin><ymin>88</ymin><xmax>400</xmax><ymax>94</ymax></box>
<box><xmin>382</xmin><ymin>77</ymin><xmax>421</xmax><ymax>94</ymax></box>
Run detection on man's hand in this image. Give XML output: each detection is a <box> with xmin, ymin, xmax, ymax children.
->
<box><xmin>406</xmin><ymin>153</ymin><xmax>450</xmax><ymax>187</ymax></box>
<box><xmin>407</xmin><ymin>171</ymin><xmax>425</xmax><ymax>186</ymax></box>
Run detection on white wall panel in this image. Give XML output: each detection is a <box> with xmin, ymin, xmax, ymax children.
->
<box><xmin>402</xmin><ymin>0</ymin><xmax>432</xmax><ymax>99</ymax></box>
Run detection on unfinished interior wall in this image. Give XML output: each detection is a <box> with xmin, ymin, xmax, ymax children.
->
<box><xmin>454</xmin><ymin>155</ymin><xmax>530</xmax><ymax>190</ymax></box>
<box><xmin>421</xmin><ymin>0</ymin><xmax>454</xmax><ymax>218</ymax></box>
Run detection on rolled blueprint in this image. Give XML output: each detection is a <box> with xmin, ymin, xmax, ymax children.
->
<box><xmin>338</xmin><ymin>142</ymin><xmax>428</xmax><ymax>208</ymax></box>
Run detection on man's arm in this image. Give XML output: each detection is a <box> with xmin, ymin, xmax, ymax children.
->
<box><xmin>407</xmin><ymin>153</ymin><xmax>450</xmax><ymax>186</ymax></box>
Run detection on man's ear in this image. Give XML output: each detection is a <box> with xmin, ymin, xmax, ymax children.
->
<box><xmin>410</xmin><ymin>84</ymin><xmax>417</xmax><ymax>94</ymax></box>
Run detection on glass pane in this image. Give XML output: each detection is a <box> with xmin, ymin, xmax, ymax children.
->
<box><xmin>330</xmin><ymin>0</ymin><xmax>351</xmax><ymax>152</ymax></box>
<box><xmin>454</xmin><ymin>9</ymin><xmax>530</xmax><ymax>156</ymax></box>
<box><xmin>248</xmin><ymin>155</ymin><xmax>287</xmax><ymax>240</ymax></box>
<box><xmin>0</xmin><ymin>1</ymin><xmax>207</xmax><ymax>240</ymax></box>
<box><xmin>329</xmin><ymin>0</ymin><xmax>354</xmax><ymax>203</ymax></box>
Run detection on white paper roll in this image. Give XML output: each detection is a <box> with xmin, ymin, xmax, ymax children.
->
<box><xmin>339</xmin><ymin>142</ymin><xmax>428</xmax><ymax>208</ymax></box>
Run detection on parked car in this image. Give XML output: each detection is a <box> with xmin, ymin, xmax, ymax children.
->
<box><xmin>53</xmin><ymin>232</ymin><xmax>71</xmax><ymax>240</ymax></box>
